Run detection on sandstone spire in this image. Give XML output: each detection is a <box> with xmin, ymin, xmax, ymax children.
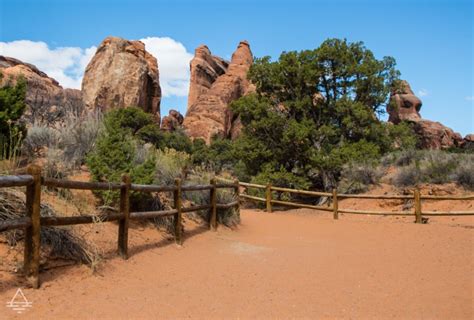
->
<box><xmin>183</xmin><ymin>41</ymin><xmax>254</xmax><ymax>144</ymax></box>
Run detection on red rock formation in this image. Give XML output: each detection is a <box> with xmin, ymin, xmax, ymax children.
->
<box><xmin>183</xmin><ymin>41</ymin><xmax>253</xmax><ymax>144</ymax></box>
<box><xmin>187</xmin><ymin>45</ymin><xmax>229</xmax><ymax>109</ymax></box>
<box><xmin>81</xmin><ymin>36</ymin><xmax>161</xmax><ymax>122</ymax></box>
<box><xmin>462</xmin><ymin>134</ymin><xmax>474</xmax><ymax>150</ymax></box>
<box><xmin>387</xmin><ymin>80</ymin><xmax>464</xmax><ymax>149</ymax></box>
<box><xmin>413</xmin><ymin>120</ymin><xmax>463</xmax><ymax>149</ymax></box>
<box><xmin>387</xmin><ymin>80</ymin><xmax>422</xmax><ymax>124</ymax></box>
<box><xmin>0</xmin><ymin>56</ymin><xmax>83</xmax><ymax>127</ymax></box>
<box><xmin>161</xmin><ymin>109</ymin><xmax>184</xmax><ymax>132</ymax></box>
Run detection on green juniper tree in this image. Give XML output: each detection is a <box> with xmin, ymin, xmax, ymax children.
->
<box><xmin>231</xmin><ymin>38</ymin><xmax>415</xmax><ymax>190</ymax></box>
<box><xmin>0</xmin><ymin>74</ymin><xmax>27</xmax><ymax>158</ymax></box>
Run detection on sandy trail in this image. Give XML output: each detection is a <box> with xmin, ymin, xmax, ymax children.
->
<box><xmin>1</xmin><ymin>209</ymin><xmax>473</xmax><ymax>319</ymax></box>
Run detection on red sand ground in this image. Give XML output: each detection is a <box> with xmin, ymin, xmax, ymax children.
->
<box><xmin>1</xmin><ymin>208</ymin><xmax>473</xmax><ymax>319</ymax></box>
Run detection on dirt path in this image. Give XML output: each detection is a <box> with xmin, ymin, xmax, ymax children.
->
<box><xmin>1</xmin><ymin>209</ymin><xmax>473</xmax><ymax>319</ymax></box>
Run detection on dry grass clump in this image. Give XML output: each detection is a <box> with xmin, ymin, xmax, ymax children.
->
<box><xmin>184</xmin><ymin>169</ymin><xmax>240</xmax><ymax>227</ymax></box>
<box><xmin>392</xmin><ymin>150</ymin><xmax>474</xmax><ymax>189</ymax></box>
<box><xmin>0</xmin><ymin>189</ymin><xmax>96</xmax><ymax>264</ymax></box>
<box><xmin>339</xmin><ymin>161</ymin><xmax>384</xmax><ymax>194</ymax></box>
<box><xmin>22</xmin><ymin>112</ymin><xmax>103</xmax><ymax>175</ymax></box>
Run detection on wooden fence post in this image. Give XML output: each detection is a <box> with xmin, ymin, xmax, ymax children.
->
<box><xmin>234</xmin><ymin>179</ymin><xmax>240</xmax><ymax>215</ymax></box>
<box><xmin>118</xmin><ymin>174</ymin><xmax>131</xmax><ymax>259</ymax></box>
<box><xmin>209</xmin><ymin>178</ymin><xmax>217</xmax><ymax>231</ymax></box>
<box><xmin>266</xmin><ymin>184</ymin><xmax>272</xmax><ymax>213</ymax></box>
<box><xmin>414</xmin><ymin>188</ymin><xmax>422</xmax><ymax>223</ymax></box>
<box><xmin>332</xmin><ymin>188</ymin><xmax>338</xmax><ymax>220</ymax></box>
<box><xmin>24</xmin><ymin>165</ymin><xmax>41</xmax><ymax>288</ymax></box>
<box><xmin>174</xmin><ymin>178</ymin><xmax>183</xmax><ymax>244</ymax></box>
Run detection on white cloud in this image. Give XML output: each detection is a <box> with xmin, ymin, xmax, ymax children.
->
<box><xmin>0</xmin><ymin>37</ymin><xmax>194</xmax><ymax>97</ymax></box>
<box><xmin>0</xmin><ymin>40</ymin><xmax>96</xmax><ymax>89</ymax></box>
<box><xmin>465</xmin><ymin>96</ymin><xmax>474</xmax><ymax>101</ymax></box>
<box><xmin>140</xmin><ymin>37</ymin><xmax>193</xmax><ymax>97</ymax></box>
<box><xmin>418</xmin><ymin>88</ymin><xmax>429</xmax><ymax>97</ymax></box>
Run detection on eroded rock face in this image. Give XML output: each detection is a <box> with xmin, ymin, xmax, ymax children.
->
<box><xmin>82</xmin><ymin>36</ymin><xmax>161</xmax><ymax>122</ymax></box>
<box><xmin>387</xmin><ymin>80</ymin><xmax>422</xmax><ymax>124</ymax></box>
<box><xmin>161</xmin><ymin>109</ymin><xmax>184</xmax><ymax>132</ymax></box>
<box><xmin>187</xmin><ymin>45</ymin><xmax>229</xmax><ymax>109</ymax></box>
<box><xmin>387</xmin><ymin>79</ymin><xmax>466</xmax><ymax>149</ymax></box>
<box><xmin>183</xmin><ymin>41</ymin><xmax>253</xmax><ymax>144</ymax></box>
<box><xmin>413</xmin><ymin>120</ymin><xmax>463</xmax><ymax>149</ymax></box>
<box><xmin>0</xmin><ymin>56</ymin><xmax>84</xmax><ymax>127</ymax></box>
<box><xmin>462</xmin><ymin>134</ymin><xmax>474</xmax><ymax>150</ymax></box>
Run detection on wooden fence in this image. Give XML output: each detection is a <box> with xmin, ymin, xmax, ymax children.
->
<box><xmin>238</xmin><ymin>181</ymin><xmax>474</xmax><ymax>223</ymax></box>
<box><xmin>0</xmin><ymin>165</ymin><xmax>239</xmax><ymax>288</ymax></box>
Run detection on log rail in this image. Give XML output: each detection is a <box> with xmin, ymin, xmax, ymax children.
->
<box><xmin>0</xmin><ymin>166</ymin><xmax>240</xmax><ymax>288</ymax></box>
<box><xmin>236</xmin><ymin>180</ymin><xmax>474</xmax><ymax>221</ymax></box>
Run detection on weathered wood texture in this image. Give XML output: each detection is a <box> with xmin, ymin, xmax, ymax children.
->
<box><xmin>174</xmin><ymin>178</ymin><xmax>183</xmax><ymax>245</ymax></box>
<box><xmin>118</xmin><ymin>175</ymin><xmax>131</xmax><ymax>259</ymax></box>
<box><xmin>24</xmin><ymin>165</ymin><xmax>41</xmax><ymax>289</ymax></box>
<box><xmin>0</xmin><ymin>217</ymin><xmax>31</xmax><ymax>232</ymax></box>
<box><xmin>266</xmin><ymin>184</ymin><xmax>272</xmax><ymax>213</ymax></box>
<box><xmin>209</xmin><ymin>178</ymin><xmax>217</xmax><ymax>230</ymax></box>
<box><xmin>43</xmin><ymin>177</ymin><xmax>121</xmax><ymax>190</ymax></box>
<box><xmin>271</xmin><ymin>199</ymin><xmax>333</xmax><ymax>212</ymax></box>
<box><xmin>239</xmin><ymin>183</ymin><xmax>474</xmax><ymax>219</ymax></box>
<box><xmin>0</xmin><ymin>175</ymin><xmax>33</xmax><ymax>187</ymax></box>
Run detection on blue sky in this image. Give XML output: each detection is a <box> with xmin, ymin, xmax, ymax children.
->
<box><xmin>1</xmin><ymin>0</ymin><xmax>472</xmax><ymax>135</ymax></box>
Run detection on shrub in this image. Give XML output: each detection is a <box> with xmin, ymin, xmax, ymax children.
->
<box><xmin>184</xmin><ymin>169</ymin><xmax>240</xmax><ymax>227</ymax></box>
<box><xmin>394</xmin><ymin>164</ymin><xmax>421</xmax><ymax>187</ymax></box>
<box><xmin>0</xmin><ymin>74</ymin><xmax>27</xmax><ymax>159</ymax></box>
<box><xmin>86</xmin><ymin>109</ymin><xmax>156</xmax><ymax>206</ymax></box>
<box><xmin>394</xmin><ymin>149</ymin><xmax>420</xmax><ymax>167</ymax></box>
<box><xmin>154</xmin><ymin>148</ymin><xmax>190</xmax><ymax>186</ymax></box>
<box><xmin>339</xmin><ymin>161</ymin><xmax>383</xmax><ymax>193</ymax></box>
<box><xmin>455</xmin><ymin>159</ymin><xmax>474</xmax><ymax>190</ymax></box>
<box><xmin>0</xmin><ymin>189</ymin><xmax>95</xmax><ymax>264</ymax></box>
<box><xmin>22</xmin><ymin>125</ymin><xmax>59</xmax><ymax>159</ymax></box>
<box><xmin>422</xmin><ymin>151</ymin><xmax>458</xmax><ymax>184</ymax></box>
<box><xmin>59</xmin><ymin>111</ymin><xmax>103</xmax><ymax>168</ymax></box>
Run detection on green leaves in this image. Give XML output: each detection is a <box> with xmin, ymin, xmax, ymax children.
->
<box><xmin>0</xmin><ymin>74</ymin><xmax>27</xmax><ymax>159</ymax></box>
<box><xmin>230</xmin><ymin>38</ymin><xmax>414</xmax><ymax>190</ymax></box>
<box><xmin>85</xmin><ymin>107</ymin><xmax>157</xmax><ymax>205</ymax></box>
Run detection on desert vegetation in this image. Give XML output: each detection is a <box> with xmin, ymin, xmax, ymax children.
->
<box><xmin>0</xmin><ymin>38</ymin><xmax>472</xmax><ymax>271</ymax></box>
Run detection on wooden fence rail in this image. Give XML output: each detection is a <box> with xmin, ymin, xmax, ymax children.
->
<box><xmin>0</xmin><ymin>165</ymin><xmax>240</xmax><ymax>288</ymax></box>
<box><xmin>238</xmin><ymin>181</ymin><xmax>474</xmax><ymax>222</ymax></box>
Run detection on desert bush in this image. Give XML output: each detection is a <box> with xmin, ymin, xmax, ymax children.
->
<box><xmin>394</xmin><ymin>164</ymin><xmax>422</xmax><ymax>187</ymax></box>
<box><xmin>339</xmin><ymin>161</ymin><xmax>383</xmax><ymax>193</ymax></box>
<box><xmin>154</xmin><ymin>148</ymin><xmax>190</xmax><ymax>186</ymax></box>
<box><xmin>22</xmin><ymin>125</ymin><xmax>59</xmax><ymax>159</ymax></box>
<box><xmin>455</xmin><ymin>159</ymin><xmax>474</xmax><ymax>190</ymax></box>
<box><xmin>394</xmin><ymin>149</ymin><xmax>420</xmax><ymax>167</ymax></box>
<box><xmin>184</xmin><ymin>169</ymin><xmax>240</xmax><ymax>227</ymax></box>
<box><xmin>421</xmin><ymin>151</ymin><xmax>458</xmax><ymax>184</ymax></box>
<box><xmin>86</xmin><ymin>109</ymin><xmax>156</xmax><ymax>206</ymax></box>
<box><xmin>59</xmin><ymin>111</ymin><xmax>103</xmax><ymax>168</ymax></box>
<box><xmin>22</xmin><ymin>112</ymin><xmax>103</xmax><ymax>170</ymax></box>
<box><xmin>0</xmin><ymin>74</ymin><xmax>27</xmax><ymax>159</ymax></box>
<box><xmin>0</xmin><ymin>189</ymin><xmax>95</xmax><ymax>264</ymax></box>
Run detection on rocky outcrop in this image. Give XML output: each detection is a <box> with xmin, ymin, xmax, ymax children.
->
<box><xmin>462</xmin><ymin>134</ymin><xmax>474</xmax><ymax>150</ymax></box>
<box><xmin>187</xmin><ymin>45</ymin><xmax>229</xmax><ymax>109</ymax></box>
<box><xmin>387</xmin><ymin>80</ymin><xmax>464</xmax><ymax>149</ymax></box>
<box><xmin>161</xmin><ymin>109</ymin><xmax>184</xmax><ymax>132</ymax></box>
<box><xmin>82</xmin><ymin>36</ymin><xmax>161</xmax><ymax>122</ymax></box>
<box><xmin>183</xmin><ymin>41</ymin><xmax>254</xmax><ymax>144</ymax></box>
<box><xmin>412</xmin><ymin>120</ymin><xmax>463</xmax><ymax>149</ymax></box>
<box><xmin>387</xmin><ymin>80</ymin><xmax>422</xmax><ymax>124</ymax></box>
<box><xmin>0</xmin><ymin>56</ymin><xmax>84</xmax><ymax>127</ymax></box>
